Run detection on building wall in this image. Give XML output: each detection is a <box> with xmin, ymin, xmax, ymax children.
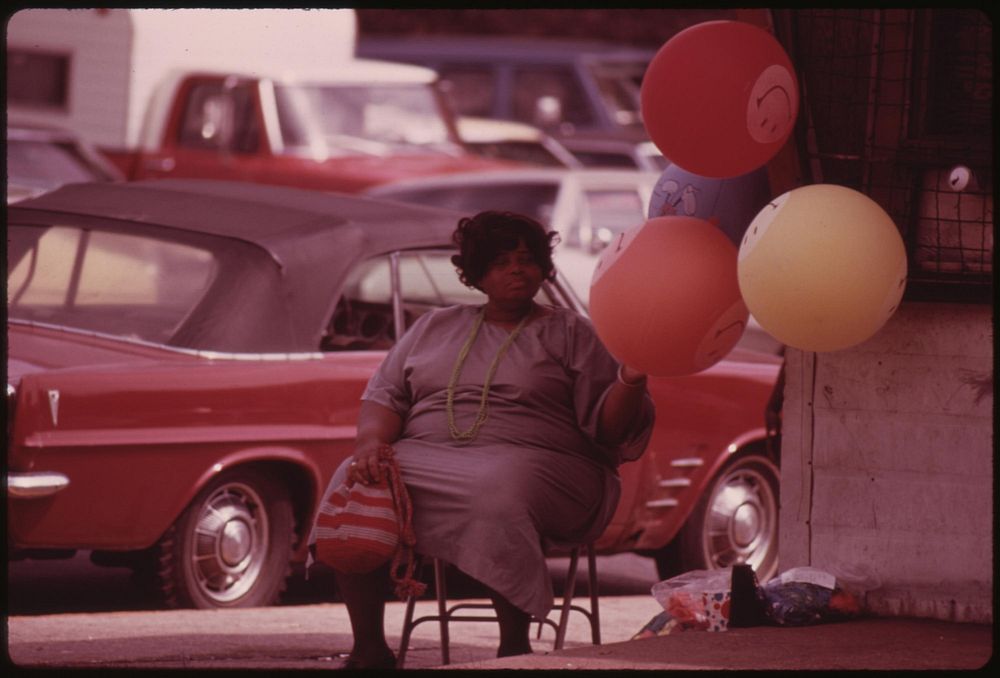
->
<box><xmin>780</xmin><ymin>301</ymin><xmax>993</xmax><ymax>623</ymax></box>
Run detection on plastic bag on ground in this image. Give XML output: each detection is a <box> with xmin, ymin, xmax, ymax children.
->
<box><xmin>761</xmin><ymin>564</ymin><xmax>878</xmax><ymax>626</ymax></box>
<box><xmin>650</xmin><ymin>568</ymin><xmax>733</xmax><ymax>632</ymax></box>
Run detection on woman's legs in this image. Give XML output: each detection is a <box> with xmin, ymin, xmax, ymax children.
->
<box><xmin>334</xmin><ymin>564</ymin><xmax>396</xmax><ymax>667</ymax></box>
<box><xmin>487</xmin><ymin>586</ymin><xmax>533</xmax><ymax>657</ymax></box>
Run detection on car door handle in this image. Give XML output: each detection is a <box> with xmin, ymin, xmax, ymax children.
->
<box><xmin>144</xmin><ymin>156</ymin><xmax>176</xmax><ymax>173</ymax></box>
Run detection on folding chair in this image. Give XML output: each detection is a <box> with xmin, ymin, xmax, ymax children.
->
<box><xmin>395</xmin><ymin>542</ymin><xmax>600</xmax><ymax>668</ymax></box>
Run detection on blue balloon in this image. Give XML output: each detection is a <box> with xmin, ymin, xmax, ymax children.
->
<box><xmin>647</xmin><ymin>164</ymin><xmax>771</xmax><ymax>246</ymax></box>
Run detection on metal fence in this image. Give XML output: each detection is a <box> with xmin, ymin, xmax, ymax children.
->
<box><xmin>776</xmin><ymin>8</ymin><xmax>992</xmax><ymax>300</ymax></box>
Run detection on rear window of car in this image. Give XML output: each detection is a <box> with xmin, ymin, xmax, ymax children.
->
<box><xmin>7</xmin><ymin>224</ymin><xmax>217</xmax><ymax>344</ymax></box>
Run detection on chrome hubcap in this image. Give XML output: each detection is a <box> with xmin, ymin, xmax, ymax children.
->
<box><xmin>190</xmin><ymin>482</ymin><xmax>269</xmax><ymax>603</ymax></box>
<box><xmin>732</xmin><ymin>502</ymin><xmax>761</xmax><ymax>548</ymax></box>
<box><xmin>220</xmin><ymin>520</ymin><xmax>253</xmax><ymax>566</ymax></box>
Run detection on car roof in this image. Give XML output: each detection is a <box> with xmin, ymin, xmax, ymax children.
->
<box><xmin>457</xmin><ymin>116</ymin><xmax>546</xmax><ymax>143</ymax></box>
<box><xmin>264</xmin><ymin>58</ymin><xmax>439</xmax><ymax>85</ymax></box>
<box><xmin>367</xmin><ymin>168</ymin><xmax>660</xmax><ymax>195</ymax></box>
<box><xmin>12</xmin><ymin>178</ymin><xmax>463</xmax><ymax>256</ymax></box>
<box><xmin>6</xmin><ymin>122</ymin><xmax>83</xmax><ymax>143</ymax></box>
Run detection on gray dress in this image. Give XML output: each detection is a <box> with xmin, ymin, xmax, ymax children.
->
<box><xmin>319</xmin><ymin>304</ymin><xmax>654</xmax><ymax>619</ymax></box>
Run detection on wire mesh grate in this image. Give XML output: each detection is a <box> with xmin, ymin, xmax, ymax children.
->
<box><xmin>778</xmin><ymin>8</ymin><xmax>992</xmax><ymax>297</ymax></box>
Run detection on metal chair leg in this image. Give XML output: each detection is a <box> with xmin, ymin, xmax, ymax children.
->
<box><xmin>554</xmin><ymin>546</ymin><xmax>581</xmax><ymax>650</ymax></box>
<box><xmin>396</xmin><ymin>590</ymin><xmax>418</xmax><ymax>668</ymax></box>
<box><xmin>397</xmin><ymin>545</ymin><xmax>601</xmax><ymax>668</ymax></box>
<box><xmin>587</xmin><ymin>543</ymin><xmax>601</xmax><ymax>645</ymax></box>
<box><xmin>434</xmin><ymin>559</ymin><xmax>450</xmax><ymax>666</ymax></box>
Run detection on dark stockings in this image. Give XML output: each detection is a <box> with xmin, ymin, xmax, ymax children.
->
<box><xmin>335</xmin><ymin>565</ymin><xmax>396</xmax><ymax>668</ymax></box>
<box><xmin>487</xmin><ymin>587</ymin><xmax>533</xmax><ymax>657</ymax></box>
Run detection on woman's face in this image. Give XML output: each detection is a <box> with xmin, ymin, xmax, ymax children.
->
<box><xmin>479</xmin><ymin>239</ymin><xmax>544</xmax><ymax>304</ymax></box>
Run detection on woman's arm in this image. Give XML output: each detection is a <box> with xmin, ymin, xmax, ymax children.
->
<box><xmin>352</xmin><ymin>399</ymin><xmax>404</xmax><ymax>484</ymax></box>
<box><xmin>596</xmin><ymin>365</ymin><xmax>649</xmax><ymax>446</ymax></box>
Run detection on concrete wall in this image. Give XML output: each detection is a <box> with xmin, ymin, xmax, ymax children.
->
<box><xmin>780</xmin><ymin>301</ymin><xmax>993</xmax><ymax>623</ymax></box>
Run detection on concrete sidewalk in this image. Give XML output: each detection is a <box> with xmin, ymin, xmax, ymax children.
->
<box><xmin>441</xmin><ymin>616</ymin><xmax>993</xmax><ymax>671</ymax></box>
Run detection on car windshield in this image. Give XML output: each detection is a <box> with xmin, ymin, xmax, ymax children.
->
<box><xmin>582</xmin><ymin>188</ymin><xmax>646</xmax><ymax>247</ymax></box>
<box><xmin>466</xmin><ymin>140</ymin><xmax>565</xmax><ymax>167</ymax></box>
<box><xmin>587</xmin><ymin>60</ymin><xmax>647</xmax><ymax>128</ymax></box>
<box><xmin>273</xmin><ymin>84</ymin><xmax>462</xmax><ymax>157</ymax></box>
<box><xmin>6</xmin><ymin>139</ymin><xmax>108</xmax><ymax>191</ymax></box>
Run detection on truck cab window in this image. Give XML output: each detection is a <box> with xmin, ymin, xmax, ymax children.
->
<box><xmin>178</xmin><ymin>81</ymin><xmax>260</xmax><ymax>154</ymax></box>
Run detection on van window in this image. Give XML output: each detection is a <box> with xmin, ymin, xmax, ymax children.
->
<box><xmin>6</xmin><ymin>49</ymin><xmax>69</xmax><ymax>109</ymax></box>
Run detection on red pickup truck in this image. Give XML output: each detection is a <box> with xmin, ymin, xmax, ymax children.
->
<box><xmin>7</xmin><ymin>9</ymin><xmax>515</xmax><ymax>194</ymax></box>
<box><xmin>101</xmin><ymin>66</ymin><xmax>517</xmax><ymax>192</ymax></box>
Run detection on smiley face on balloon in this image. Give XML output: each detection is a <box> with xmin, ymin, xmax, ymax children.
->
<box><xmin>747</xmin><ymin>64</ymin><xmax>798</xmax><ymax>145</ymax></box>
<box><xmin>739</xmin><ymin>191</ymin><xmax>789</xmax><ymax>256</ymax></box>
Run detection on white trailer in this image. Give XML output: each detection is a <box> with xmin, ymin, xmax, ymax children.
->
<box><xmin>6</xmin><ymin>8</ymin><xmax>358</xmax><ymax>152</ymax></box>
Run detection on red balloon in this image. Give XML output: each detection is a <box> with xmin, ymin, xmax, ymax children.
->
<box><xmin>589</xmin><ymin>216</ymin><xmax>748</xmax><ymax>377</ymax></box>
<box><xmin>641</xmin><ymin>20</ymin><xmax>799</xmax><ymax>179</ymax></box>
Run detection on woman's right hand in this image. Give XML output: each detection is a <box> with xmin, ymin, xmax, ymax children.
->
<box><xmin>351</xmin><ymin>400</ymin><xmax>404</xmax><ymax>485</ymax></box>
<box><xmin>349</xmin><ymin>440</ymin><xmax>392</xmax><ymax>486</ymax></box>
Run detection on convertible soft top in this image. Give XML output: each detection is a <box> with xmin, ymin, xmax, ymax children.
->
<box><xmin>13</xmin><ymin>178</ymin><xmax>464</xmax><ymax>257</ymax></box>
<box><xmin>10</xmin><ymin>179</ymin><xmax>467</xmax><ymax>352</ymax></box>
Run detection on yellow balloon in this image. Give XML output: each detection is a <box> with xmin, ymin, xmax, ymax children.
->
<box><xmin>738</xmin><ymin>184</ymin><xmax>907</xmax><ymax>352</ymax></box>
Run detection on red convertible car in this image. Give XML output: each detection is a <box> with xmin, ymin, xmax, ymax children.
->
<box><xmin>6</xmin><ymin>179</ymin><xmax>782</xmax><ymax>609</ymax></box>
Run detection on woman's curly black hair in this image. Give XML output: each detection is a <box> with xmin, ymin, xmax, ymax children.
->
<box><xmin>450</xmin><ymin>210</ymin><xmax>560</xmax><ymax>290</ymax></box>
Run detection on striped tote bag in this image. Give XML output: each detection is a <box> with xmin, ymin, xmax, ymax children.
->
<box><xmin>313</xmin><ymin>448</ymin><xmax>426</xmax><ymax>599</ymax></box>
<box><xmin>314</xmin><ymin>477</ymin><xmax>399</xmax><ymax>574</ymax></box>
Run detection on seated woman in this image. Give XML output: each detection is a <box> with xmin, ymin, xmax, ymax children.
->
<box><xmin>323</xmin><ymin>210</ymin><xmax>655</xmax><ymax>669</ymax></box>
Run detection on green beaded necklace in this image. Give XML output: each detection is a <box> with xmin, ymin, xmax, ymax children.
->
<box><xmin>445</xmin><ymin>306</ymin><xmax>530</xmax><ymax>441</ymax></box>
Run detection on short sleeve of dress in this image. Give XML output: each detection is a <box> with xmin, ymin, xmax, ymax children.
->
<box><xmin>563</xmin><ymin>312</ymin><xmax>655</xmax><ymax>466</ymax></box>
<box><xmin>361</xmin><ymin>309</ymin><xmax>438</xmax><ymax>415</ymax></box>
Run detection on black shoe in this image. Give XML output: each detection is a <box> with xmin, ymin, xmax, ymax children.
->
<box><xmin>337</xmin><ymin>650</ymin><xmax>397</xmax><ymax>670</ymax></box>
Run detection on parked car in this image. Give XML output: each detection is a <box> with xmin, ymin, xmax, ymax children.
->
<box><xmin>561</xmin><ymin>136</ymin><xmax>668</xmax><ymax>172</ymax></box>
<box><xmin>365</xmin><ymin>167</ymin><xmax>662</xmax><ymax>301</ymax></box>
<box><xmin>5</xmin><ymin>122</ymin><xmax>124</xmax><ymax>203</ymax></box>
<box><xmin>7</xmin><ymin>179</ymin><xmax>781</xmax><ymax>610</ymax></box>
<box><xmin>357</xmin><ymin>36</ymin><xmax>656</xmax><ymax>144</ymax></box>
<box><xmin>456</xmin><ymin>116</ymin><xmax>583</xmax><ymax>169</ymax></box>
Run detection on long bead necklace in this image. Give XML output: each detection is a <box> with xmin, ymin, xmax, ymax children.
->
<box><xmin>446</xmin><ymin>306</ymin><xmax>530</xmax><ymax>441</ymax></box>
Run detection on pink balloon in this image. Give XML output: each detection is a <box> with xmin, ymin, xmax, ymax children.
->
<box><xmin>590</xmin><ymin>216</ymin><xmax>748</xmax><ymax>377</ymax></box>
<box><xmin>641</xmin><ymin>20</ymin><xmax>799</xmax><ymax>178</ymax></box>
